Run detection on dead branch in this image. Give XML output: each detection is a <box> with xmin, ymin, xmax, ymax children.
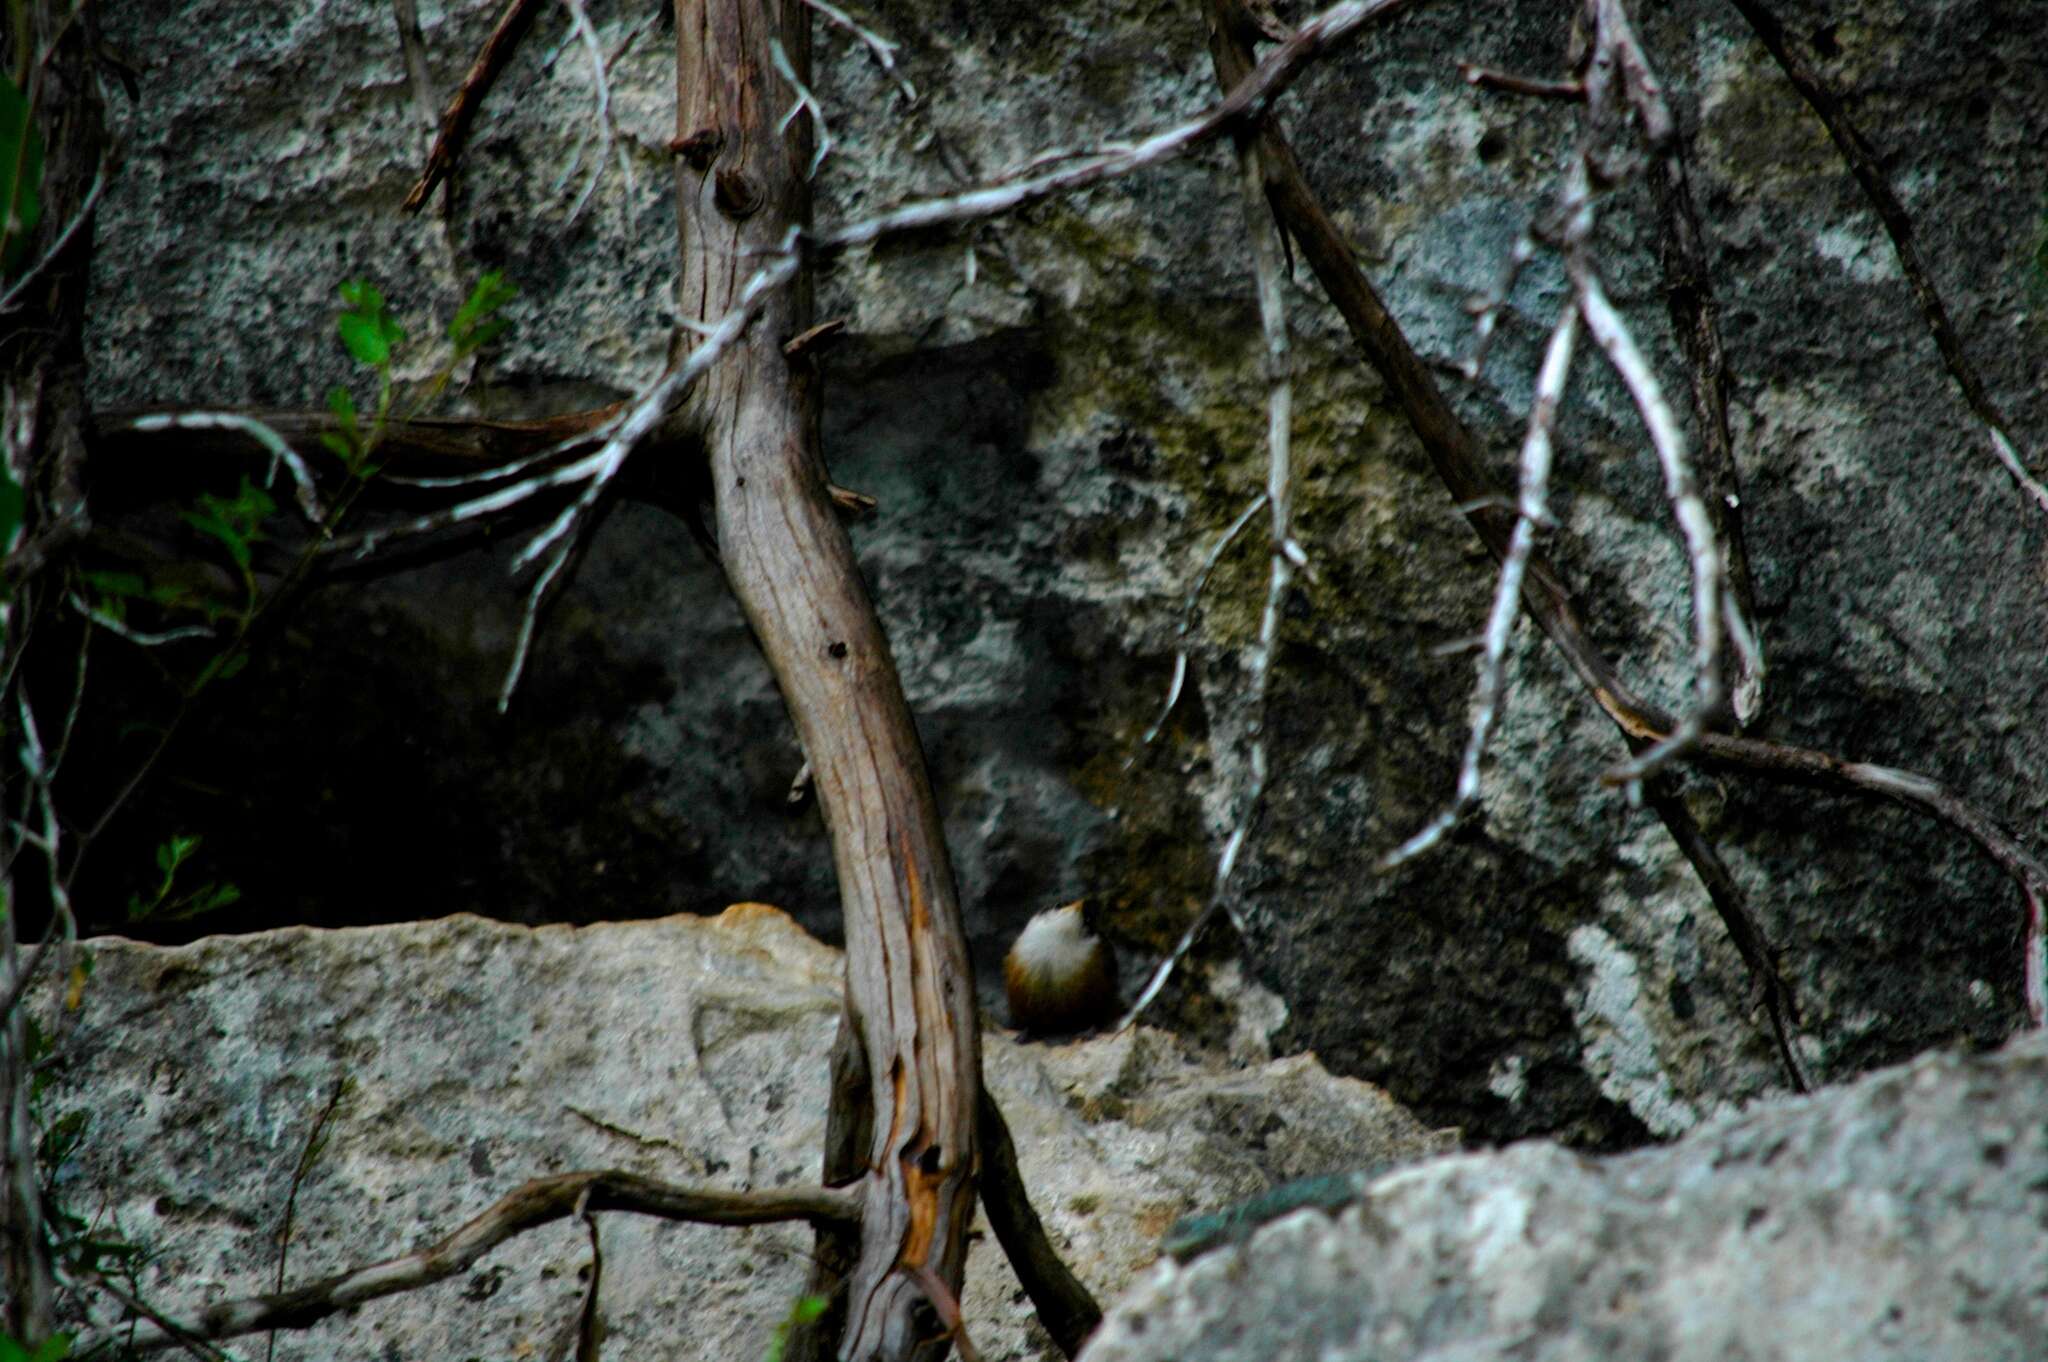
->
<box><xmin>1693</xmin><ymin>731</ymin><xmax>2048</xmax><ymax>1026</ymax></box>
<box><xmin>3</xmin><ymin>0</ymin><xmax>105</xmax><ymax>1338</ymax></box>
<box><xmin>1725</xmin><ymin>0</ymin><xmax>2048</xmax><ymax>514</ymax></box>
<box><xmin>1640</xmin><ymin>100</ymin><xmax>1763</xmax><ymax>722</ymax></box>
<box><xmin>86</xmin><ymin>1171</ymin><xmax>860</xmax><ymax>1354</ymax></box>
<box><xmin>674</xmin><ymin>4</ymin><xmax>980</xmax><ymax>1357</ymax></box>
<box><xmin>1118</xmin><ymin>123</ymin><xmax>1303</xmax><ymax>1027</ymax></box>
<box><xmin>1570</xmin><ymin>0</ymin><xmax>1725</xmax><ymax>786</ymax></box>
<box><xmin>1386</xmin><ymin>302</ymin><xmax>1579</xmax><ymax>868</ymax></box>
<box><xmin>1206</xmin><ymin>0</ymin><xmax>2047</xmax><ymax>1038</ymax></box>
<box><xmin>403</xmin><ymin>0</ymin><xmax>546</xmax><ymax>212</ymax></box>
<box><xmin>815</xmin><ymin>0</ymin><xmax>1422</xmax><ymax>256</ymax></box>
<box><xmin>1635</xmin><ymin>770</ymin><xmax>1809</xmax><ymax>1091</ymax></box>
<box><xmin>975</xmin><ymin>1092</ymin><xmax>1102</xmax><ymax>1358</ymax></box>
<box><xmin>1457</xmin><ymin>63</ymin><xmax>1583</xmax><ymax>102</ymax></box>
<box><xmin>556</xmin><ymin>0</ymin><xmax>638</xmax><ymax>223</ymax></box>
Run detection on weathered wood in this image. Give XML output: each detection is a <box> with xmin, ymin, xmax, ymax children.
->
<box><xmin>673</xmin><ymin>4</ymin><xmax>981</xmax><ymax>1358</ymax></box>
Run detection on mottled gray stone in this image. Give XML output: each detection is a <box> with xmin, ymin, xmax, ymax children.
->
<box><xmin>81</xmin><ymin>0</ymin><xmax>2048</xmax><ymax>1150</ymax></box>
<box><xmin>42</xmin><ymin>909</ymin><xmax>1447</xmax><ymax>1360</ymax></box>
<box><xmin>1080</xmin><ymin>1031</ymin><xmax>2048</xmax><ymax>1362</ymax></box>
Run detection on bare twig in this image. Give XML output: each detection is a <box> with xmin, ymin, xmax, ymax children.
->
<box><xmin>799</xmin><ymin>0</ymin><xmax>917</xmax><ymax>104</ymax></box>
<box><xmin>975</xmin><ymin>1092</ymin><xmax>1100</xmax><ymax>1358</ymax></box>
<box><xmin>1692</xmin><ymin>732</ymin><xmax>2048</xmax><ymax>1027</ymax></box>
<box><xmin>814</xmin><ymin>0</ymin><xmax>1421</xmax><ymax>255</ymax></box>
<box><xmin>0</xmin><ymin>161</ymin><xmax>105</xmax><ymax>316</ymax></box>
<box><xmin>390</xmin><ymin>0</ymin><xmax>440</xmax><ymax>142</ymax></box>
<box><xmin>1120</xmin><ymin>129</ymin><xmax>1299</xmax><ymax>1028</ymax></box>
<box><xmin>1566</xmin><ymin>0</ymin><xmax>1724</xmax><ymax>787</ymax></box>
<box><xmin>556</xmin><ymin>0</ymin><xmax>636</xmax><ymax>224</ymax></box>
<box><xmin>71</xmin><ymin>1271</ymin><xmax>235</xmax><ymax>1362</ymax></box>
<box><xmin>1457</xmin><ymin>63</ymin><xmax>1584</xmax><ymax>102</ymax></box>
<box><xmin>1131</xmin><ymin>493</ymin><xmax>1268</xmax><ymax>760</ymax></box>
<box><xmin>1463</xmin><ymin>15</ymin><xmax>1764</xmax><ymax>720</ymax></box>
<box><xmin>403</xmin><ymin>0</ymin><xmax>546</xmax><ymax>212</ymax></box>
<box><xmin>1459</xmin><ymin>229</ymin><xmax>1536</xmax><ymax>383</ymax></box>
<box><xmin>89</xmin><ymin>1170</ymin><xmax>860</xmax><ymax>1354</ymax></box>
<box><xmin>121</xmin><ymin>411</ymin><xmax>326</xmax><ymax>524</ymax></box>
<box><xmin>1635</xmin><ymin>772</ymin><xmax>1809</xmax><ymax>1091</ymax></box>
<box><xmin>1574</xmin><ymin>259</ymin><xmax>1722</xmax><ymax>785</ymax></box>
<box><xmin>1642</xmin><ymin>110</ymin><xmax>1764</xmax><ymax>723</ymax></box>
<box><xmin>1386</xmin><ymin>304</ymin><xmax>1579</xmax><ymax>866</ymax></box>
<box><xmin>1726</xmin><ymin>0</ymin><xmax>2048</xmax><ymax>516</ymax></box>
<box><xmin>770</xmin><ymin>37</ymin><xmax>832</xmax><ymax>180</ymax></box>
<box><xmin>543</xmin><ymin>1188</ymin><xmax>603</xmax><ymax>1362</ymax></box>
<box><xmin>265</xmin><ymin>1078</ymin><xmax>350</xmax><ymax>1362</ymax></box>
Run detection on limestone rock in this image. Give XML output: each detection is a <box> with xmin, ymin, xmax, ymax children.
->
<box><xmin>79</xmin><ymin>0</ymin><xmax>2048</xmax><ymax>1152</ymax></box>
<box><xmin>1079</xmin><ymin>1031</ymin><xmax>2048</xmax><ymax>1362</ymax></box>
<box><xmin>42</xmin><ymin>908</ymin><xmax>1447</xmax><ymax>1360</ymax></box>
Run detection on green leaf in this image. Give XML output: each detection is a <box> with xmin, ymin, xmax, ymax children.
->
<box><xmin>81</xmin><ymin>569</ymin><xmax>149</xmax><ymax>599</ymax></box>
<box><xmin>449</xmin><ymin>270</ymin><xmax>517</xmax><ymax>353</ymax></box>
<box><xmin>336</xmin><ymin>279</ymin><xmax>406</xmax><ymax>368</ymax></box>
<box><xmin>214</xmin><ymin>650</ymin><xmax>250</xmax><ymax>682</ymax></box>
<box><xmin>327</xmin><ymin>383</ymin><xmax>358</xmax><ymax>431</ymax></box>
<box><xmin>0</xmin><ymin>462</ymin><xmax>22</xmax><ymax>560</ymax></box>
<box><xmin>0</xmin><ymin>73</ymin><xmax>47</xmax><ymax>276</ymax></box>
<box><xmin>0</xmin><ymin>1333</ymin><xmax>72</xmax><ymax>1362</ymax></box>
<box><xmin>182</xmin><ymin>477</ymin><xmax>275</xmax><ymax>572</ymax></box>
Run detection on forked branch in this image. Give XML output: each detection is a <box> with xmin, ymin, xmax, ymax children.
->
<box><xmin>85</xmin><ymin>1171</ymin><xmax>860</xmax><ymax>1355</ymax></box>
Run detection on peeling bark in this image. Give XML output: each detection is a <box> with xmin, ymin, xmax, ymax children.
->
<box><xmin>672</xmin><ymin>4</ymin><xmax>981</xmax><ymax>1358</ymax></box>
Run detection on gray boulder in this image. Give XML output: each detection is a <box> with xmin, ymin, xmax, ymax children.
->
<box><xmin>1080</xmin><ymin>1031</ymin><xmax>2048</xmax><ymax>1362</ymax></box>
<box><xmin>41</xmin><ymin>909</ymin><xmax>1448</xmax><ymax>1359</ymax></box>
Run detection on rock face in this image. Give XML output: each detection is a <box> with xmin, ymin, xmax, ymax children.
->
<box><xmin>77</xmin><ymin>0</ymin><xmax>2048</xmax><ymax>1150</ymax></box>
<box><xmin>1080</xmin><ymin>1030</ymin><xmax>2048</xmax><ymax>1362</ymax></box>
<box><xmin>42</xmin><ymin>909</ymin><xmax>1449</xmax><ymax>1360</ymax></box>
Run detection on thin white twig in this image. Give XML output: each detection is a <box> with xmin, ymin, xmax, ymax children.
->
<box><xmin>1386</xmin><ymin>304</ymin><xmax>1580</xmax><ymax>867</ymax></box>
<box><xmin>65</xmin><ymin>595</ymin><xmax>217</xmax><ymax>647</ymax></box>
<box><xmin>1122</xmin><ymin>135</ymin><xmax>1297</xmax><ymax>1029</ymax></box>
<box><xmin>122</xmin><ymin>412</ymin><xmax>326</xmax><ymax>524</ymax></box>
<box><xmin>799</xmin><ymin>0</ymin><xmax>917</xmax><ymax>104</ymax></box>
<box><xmin>495</xmin><ymin>483</ymin><xmax>593</xmax><ymax>712</ymax></box>
<box><xmin>0</xmin><ymin>690</ymin><xmax>76</xmax><ymax>1025</ymax></box>
<box><xmin>556</xmin><ymin>0</ymin><xmax>635</xmax><ymax>225</ymax></box>
<box><xmin>486</xmin><ymin>239</ymin><xmax>805</xmax><ymax>710</ymax></box>
<box><xmin>379</xmin><ymin>444</ymin><xmax>583</xmax><ymax>491</ymax></box>
<box><xmin>816</xmin><ymin>0</ymin><xmax>1418</xmax><ymax>254</ymax></box>
<box><xmin>1577</xmin><ymin>263</ymin><xmax>1723</xmax><ymax>785</ymax></box>
<box><xmin>1130</xmin><ymin>493</ymin><xmax>1268</xmax><ymax>760</ymax></box>
<box><xmin>1461</xmin><ymin>229</ymin><xmax>1536</xmax><ymax>382</ymax></box>
<box><xmin>770</xmin><ymin>37</ymin><xmax>833</xmax><ymax>180</ymax></box>
<box><xmin>1986</xmin><ymin>427</ymin><xmax>2048</xmax><ymax>515</ymax></box>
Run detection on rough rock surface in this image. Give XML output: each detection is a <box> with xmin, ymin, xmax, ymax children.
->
<box><xmin>78</xmin><ymin>0</ymin><xmax>2048</xmax><ymax>1149</ymax></box>
<box><xmin>41</xmin><ymin>908</ymin><xmax>1450</xmax><ymax>1360</ymax></box>
<box><xmin>1079</xmin><ymin>1030</ymin><xmax>2048</xmax><ymax>1362</ymax></box>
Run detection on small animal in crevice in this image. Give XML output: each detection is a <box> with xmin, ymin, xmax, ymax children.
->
<box><xmin>1003</xmin><ymin>900</ymin><xmax>1120</xmax><ymax>1036</ymax></box>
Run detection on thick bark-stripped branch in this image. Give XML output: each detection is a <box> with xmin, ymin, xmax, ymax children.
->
<box><xmin>674</xmin><ymin>5</ymin><xmax>982</xmax><ymax>1357</ymax></box>
<box><xmin>86</xmin><ymin>1171</ymin><xmax>859</xmax><ymax>1355</ymax></box>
